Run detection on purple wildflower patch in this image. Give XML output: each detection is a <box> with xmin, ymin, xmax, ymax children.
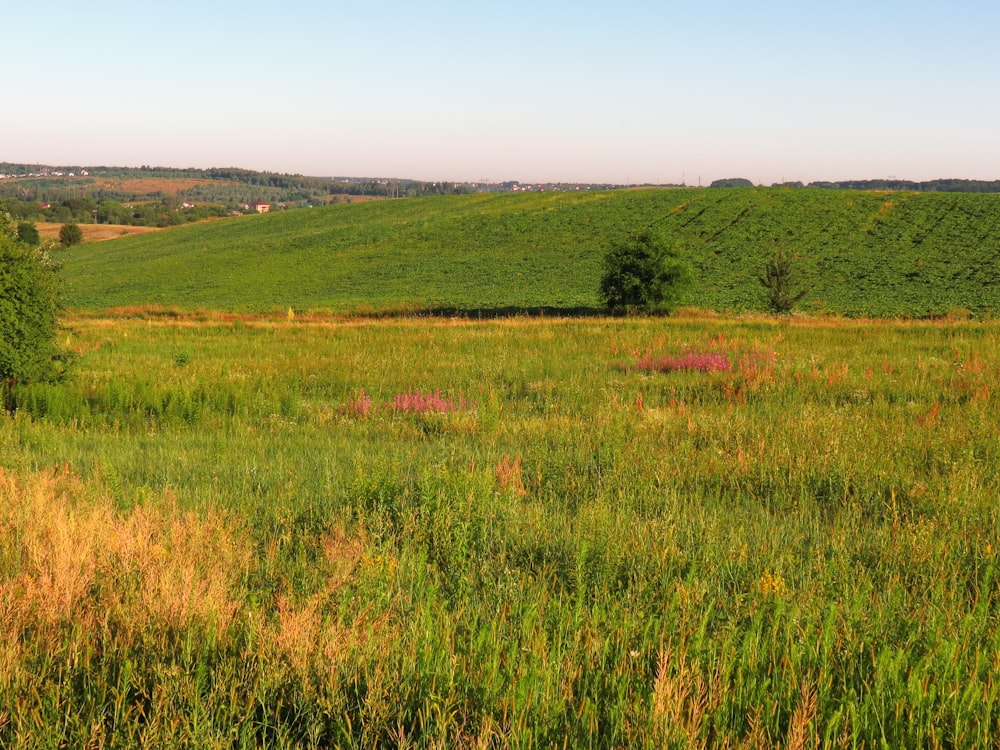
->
<box><xmin>387</xmin><ymin>389</ymin><xmax>472</xmax><ymax>414</ymax></box>
<box><xmin>341</xmin><ymin>389</ymin><xmax>474</xmax><ymax>418</ymax></box>
<box><xmin>633</xmin><ymin>350</ymin><xmax>732</xmax><ymax>374</ymax></box>
<box><xmin>623</xmin><ymin>341</ymin><xmax>777</xmax><ymax>377</ymax></box>
<box><xmin>341</xmin><ymin>390</ymin><xmax>374</xmax><ymax>417</ymax></box>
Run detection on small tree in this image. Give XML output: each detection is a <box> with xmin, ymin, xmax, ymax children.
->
<box><xmin>0</xmin><ymin>218</ymin><xmax>66</xmax><ymax>394</ymax></box>
<box><xmin>16</xmin><ymin>222</ymin><xmax>40</xmax><ymax>246</ymax></box>
<box><xmin>59</xmin><ymin>222</ymin><xmax>83</xmax><ymax>247</ymax></box>
<box><xmin>599</xmin><ymin>232</ymin><xmax>693</xmax><ymax>314</ymax></box>
<box><xmin>759</xmin><ymin>247</ymin><xmax>808</xmax><ymax>313</ymax></box>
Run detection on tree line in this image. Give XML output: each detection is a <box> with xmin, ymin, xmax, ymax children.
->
<box><xmin>0</xmin><ymin>195</ymin><xmax>230</xmax><ymax>228</ymax></box>
<box><xmin>712</xmin><ymin>177</ymin><xmax>1000</xmax><ymax>193</ymax></box>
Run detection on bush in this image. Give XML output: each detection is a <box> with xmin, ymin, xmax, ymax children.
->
<box><xmin>598</xmin><ymin>232</ymin><xmax>692</xmax><ymax>314</ymax></box>
<box><xmin>16</xmin><ymin>222</ymin><xmax>40</xmax><ymax>246</ymax></box>
<box><xmin>59</xmin><ymin>222</ymin><xmax>83</xmax><ymax>247</ymax></box>
<box><xmin>0</xmin><ymin>216</ymin><xmax>67</xmax><ymax>394</ymax></box>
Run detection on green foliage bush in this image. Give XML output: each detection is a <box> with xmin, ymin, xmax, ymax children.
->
<box><xmin>598</xmin><ymin>231</ymin><xmax>693</xmax><ymax>313</ymax></box>
<box><xmin>58</xmin><ymin>222</ymin><xmax>83</xmax><ymax>247</ymax></box>
<box><xmin>16</xmin><ymin>221</ymin><xmax>39</xmax><ymax>246</ymax></box>
<box><xmin>0</xmin><ymin>216</ymin><xmax>66</xmax><ymax>393</ymax></box>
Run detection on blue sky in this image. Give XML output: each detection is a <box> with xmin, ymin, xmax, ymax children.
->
<box><xmin>5</xmin><ymin>1</ymin><xmax>998</xmax><ymax>184</ymax></box>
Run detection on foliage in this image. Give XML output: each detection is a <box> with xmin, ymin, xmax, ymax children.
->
<box><xmin>709</xmin><ymin>177</ymin><xmax>754</xmax><ymax>188</ymax></box>
<box><xmin>0</xmin><ymin>217</ymin><xmax>65</xmax><ymax>392</ymax></box>
<box><xmin>599</xmin><ymin>231</ymin><xmax>693</xmax><ymax>313</ymax></box>
<box><xmin>759</xmin><ymin>246</ymin><xmax>809</xmax><ymax>313</ymax></box>
<box><xmin>58</xmin><ymin>222</ymin><xmax>83</xmax><ymax>247</ymax></box>
<box><xmin>16</xmin><ymin>221</ymin><xmax>39</xmax><ymax>245</ymax></box>
<box><xmin>4</xmin><ymin>315</ymin><xmax>1000</xmax><ymax>746</ymax></box>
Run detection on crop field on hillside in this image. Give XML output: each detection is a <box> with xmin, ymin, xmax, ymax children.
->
<box><xmin>55</xmin><ymin>188</ymin><xmax>1000</xmax><ymax>317</ymax></box>
<box><xmin>3</xmin><ymin>313</ymin><xmax>1000</xmax><ymax>747</ymax></box>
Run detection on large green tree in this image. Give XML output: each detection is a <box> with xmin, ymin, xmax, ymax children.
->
<box><xmin>0</xmin><ymin>212</ymin><xmax>66</xmax><ymax>393</ymax></box>
<box><xmin>598</xmin><ymin>231</ymin><xmax>693</xmax><ymax>314</ymax></box>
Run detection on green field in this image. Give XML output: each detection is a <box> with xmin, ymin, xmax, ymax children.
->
<box><xmin>3</xmin><ymin>312</ymin><xmax>1000</xmax><ymax>747</ymax></box>
<box><xmin>57</xmin><ymin>188</ymin><xmax>1000</xmax><ymax>317</ymax></box>
<box><xmin>6</xmin><ymin>186</ymin><xmax>1000</xmax><ymax>746</ymax></box>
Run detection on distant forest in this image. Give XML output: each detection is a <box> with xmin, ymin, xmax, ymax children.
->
<box><xmin>780</xmin><ymin>178</ymin><xmax>1000</xmax><ymax>193</ymax></box>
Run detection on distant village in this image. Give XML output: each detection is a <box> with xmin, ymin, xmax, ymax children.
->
<box><xmin>0</xmin><ymin>168</ymin><xmax>91</xmax><ymax>180</ymax></box>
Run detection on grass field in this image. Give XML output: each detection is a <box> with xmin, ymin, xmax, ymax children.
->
<box><xmin>36</xmin><ymin>222</ymin><xmax>165</xmax><ymax>243</ymax></box>
<box><xmin>54</xmin><ymin>187</ymin><xmax>1000</xmax><ymax>317</ymax></box>
<box><xmin>3</xmin><ymin>312</ymin><xmax>1000</xmax><ymax>747</ymax></box>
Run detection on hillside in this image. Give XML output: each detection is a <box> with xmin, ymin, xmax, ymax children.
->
<box><xmin>55</xmin><ymin>188</ymin><xmax>1000</xmax><ymax>317</ymax></box>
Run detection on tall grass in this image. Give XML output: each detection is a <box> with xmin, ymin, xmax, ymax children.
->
<box><xmin>2</xmin><ymin>313</ymin><xmax>1000</xmax><ymax>746</ymax></box>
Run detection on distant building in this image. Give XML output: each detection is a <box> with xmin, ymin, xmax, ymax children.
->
<box><xmin>250</xmin><ymin>201</ymin><xmax>270</xmax><ymax>214</ymax></box>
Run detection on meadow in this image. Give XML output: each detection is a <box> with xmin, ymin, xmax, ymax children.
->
<box><xmin>56</xmin><ymin>188</ymin><xmax>1000</xmax><ymax>318</ymax></box>
<box><xmin>3</xmin><ymin>311</ymin><xmax>1000</xmax><ymax>747</ymax></box>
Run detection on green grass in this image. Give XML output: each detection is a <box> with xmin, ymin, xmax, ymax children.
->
<box><xmin>3</xmin><ymin>314</ymin><xmax>1000</xmax><ymax>746</ymax></box>
<box><xmin>56</xmin><ymin>188</ymin><xmax>1000</xmax><ymax>317</ymax></box>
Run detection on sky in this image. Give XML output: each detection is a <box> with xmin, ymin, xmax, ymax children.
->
<box><xmin>4</xmin><ymin>1</ymin><xmax>999</xmax><ymax>185</ymax></box>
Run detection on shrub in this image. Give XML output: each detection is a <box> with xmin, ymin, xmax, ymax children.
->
<box><xmin>0</xmin><ymin>215</ymin><xmax>67</xmax><ymax>395</ymax></box>
<box><xmin>599</xmin><ymin>232</ymin><xmax>693</xmax><ymax>314</ymax></box>
<box><xmin>58</xmin><ymin>222</ymin><xmax>83</xmax><ymax>247</ymax></box>
<box><xmin>16</xmin><ymin>222</ymin><xmax>40</xmax><ymax>246</ymax></box>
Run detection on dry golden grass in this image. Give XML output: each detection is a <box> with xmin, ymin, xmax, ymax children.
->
<box><xmin>36</xmin><ymin>222</ymin><xmax>164</xmax><ymax>243</ymax></box>
<box><xmin>0</xmin><ymin>461</ymin><xmax>385</xmax><ymax>662</ymax></box>
<box><xmin>786</xmin><ymin>683</ymin><xmax>819</xmax><ymax>750</ymax></box>
<box><xmin>0</xmin><ymin>466</ymin><xmax>251</xmax><ymax>641</ymax></box>
<box><xmin>651</xmin><ymin>645</ymin><xmax>819</xmax><ymax>749</ymax></box>
<box><xmin>271</xmin><ymin>592</ymin><xmax>324</xmax><ymax>675</ymax></box>
<box><xmin>495</xmin><ymin>454</ymin><xmax>527</xmax><ymax>497</ymax></box>
<box><xmin>265</xmin><ymin>524</ymin><xmax>375</xmax><ymax>678</ymax></box>
<box><xmin>652</xmin><ymin>647</ymin><xmax>710</xmax><ymax>749</ymax></box>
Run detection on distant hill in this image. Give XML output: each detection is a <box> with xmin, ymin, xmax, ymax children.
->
<box><xmin>55</xmin><ymin>187</ymin><xmax>1000</xmax><ymax>318</ymax></box>
<box><xmin>0</xmin><ymin>163</ymin><xmax>628</xmax><ymax>209</ymax></box>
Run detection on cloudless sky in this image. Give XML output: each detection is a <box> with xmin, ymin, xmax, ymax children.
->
<box><xmin>4</xmin><ymin>1</ymin><xmax>998</xmax><ymax>185</ymax></box>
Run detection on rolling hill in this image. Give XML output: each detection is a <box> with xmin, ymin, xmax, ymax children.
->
<box><xmin>55</xmin><ymin>188</ymin><xmax>1000</xmax><ymax>317</ymax></box>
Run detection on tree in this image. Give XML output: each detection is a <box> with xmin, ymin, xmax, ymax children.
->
<box><xmin>0</xmin><ymin>213</ymin><xmax>66</xmax><ymax>393</ymax></box>
<box><xmin>599</xmin><ymin>232</ymin><xmax>693</xmax><ymax>314</ymax></box>
<box><xmin>96</xmin><ymin>200</ymin><xmax>132</xmax><ymax>225</ymax></box>
<box><xmin>59</xmin><ymin>222</ymin><xmax>83</xmax><ymax>247</ymax></box>
<box><xmin>759</xmin><ymin>247</ymin><xmax>809</xmax><ymax>313</ymax></box>
<box><xmin>16</xmin><ymin>222</ymin><xmax>40</xmax><ymax>246</ymax></box>
<box><xmin>709</xmin><ymin>178</ymin><xmax>754</xmax><ymax>188</ymax></box>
